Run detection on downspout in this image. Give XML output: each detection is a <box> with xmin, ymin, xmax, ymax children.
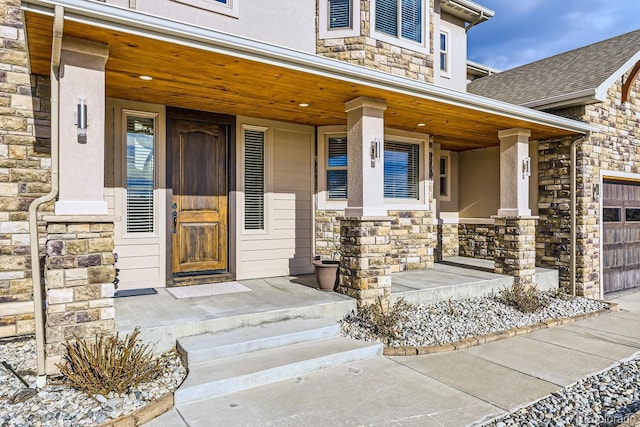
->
<box><xmin>570</xmin><ymin>131</ymin><xmax>591</xmax><ymax>297</ymax></box>
<box><xmin>29</xmin><ymin>4</ymin><xmax>63</xmax><ymax>387</ymax></box>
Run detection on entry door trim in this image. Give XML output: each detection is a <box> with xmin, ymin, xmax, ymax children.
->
<box><xmin>166</xmin><ymin>108</ymin><xmax>235</xmax><ymax>282</ymax></box>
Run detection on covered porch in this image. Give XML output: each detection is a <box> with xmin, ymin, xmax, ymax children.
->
<box><xmin>22</xmin><ymin>0</ymin><xmax>590</xmax><ymax>375</ymax></box>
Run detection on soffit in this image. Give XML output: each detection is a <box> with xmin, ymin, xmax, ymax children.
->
<box><xmin>25</xmin><ymin>11</ymin><xmax>578</xmax><ymax>151</ymax></box>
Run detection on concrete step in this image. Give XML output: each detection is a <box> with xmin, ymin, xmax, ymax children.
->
<box><xmin>174</xmin><ymin>336</ymin><xmax>382</xmax><ymax>405</ymax></box>
<box><xmin>177</xmin><ymin>318</ymin><xmax>341</xmax><ymax>366</ymax></box>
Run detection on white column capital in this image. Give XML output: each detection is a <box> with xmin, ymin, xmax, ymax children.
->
<box><xmin>61</xmin><ymin>37</ymin><xmax>109</xmax><ymax>67</ymax></box>
<box><xmin>344</xmin><ymin>97</ymin><xmax>387</xmax><ymax>113</ymax></box>
<box><xmin>498</xmin><ymin>128</ymin><xmax>531</xmax><ymax>141</ymax></box>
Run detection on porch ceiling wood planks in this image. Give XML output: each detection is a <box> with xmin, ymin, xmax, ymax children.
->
<box><xmin>24</xmin><ymin>11</ymin><xmax>578</xmax><ymax>151</ymax></box>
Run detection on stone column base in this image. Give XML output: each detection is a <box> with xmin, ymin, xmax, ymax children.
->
<box><xmin>493</xmin><ymin>216</ymin><xmax>538</xmax><ymax>287</ymax></box>
<box><xmin>337</xmin><ymin>217</ymin><xmax>392</xmax><ymax>309</ymax></box>
<box><xmin>43</xmin><ymin>215</ymin><xmax>117</xmax><ymax>375</ymax></box>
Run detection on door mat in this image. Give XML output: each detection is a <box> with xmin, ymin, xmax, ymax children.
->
<box><xmin>166</xmin><ymin>281</ymin><xmax>252</xmax><ymax>299</ymax></box>
<box><xmin>114</xmin><ymin>288</ymin><xmax>158</xmax><ymax>298</ymax></box>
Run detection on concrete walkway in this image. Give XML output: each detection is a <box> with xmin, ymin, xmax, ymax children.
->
<box><xmin>146</xmin><ymin>291</ymin><xmax>640</xmax><ymax>427</ymax></box>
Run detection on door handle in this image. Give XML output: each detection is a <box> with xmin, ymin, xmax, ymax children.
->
<box><xmin>172</xmin><ymin>210</ymin><xmax>177</xmax><ymax>234</ymax></box>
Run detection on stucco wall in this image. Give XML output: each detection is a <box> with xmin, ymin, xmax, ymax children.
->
<box><xmin>537</xmin><ymin>69</ymin><xmax>640</xmax><ymax>297</ymax></box>
<box><xmin>103</xmin><ymin>0</ymin><xmax>317</xmax><ymax>53</ymax></box>
<box><xmin>433</xmin><ymin>10</ymin><xmax>467</xmax><ymax>91</ymax></box>
<box><xmin>0</xmin><ymin>1</ymin><xmax>52</xmax><ymax>338</ymax></box>
<box><xmin>458</xmin><ymin>146</ymin><xmax>500</xmax><ymax>218</ymax></box>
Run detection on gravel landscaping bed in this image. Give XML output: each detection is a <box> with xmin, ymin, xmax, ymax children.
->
<box><xmin>485</xmin><ymin>352</ymin><xmax>640</xmax><ymax>427</ymax></box>
<box><xmin>0</xmin><ymin>336</ymin><xmax>186</xmax><ymax>426</ymax></box>
<box><xmin>340</xmin><ymin>292</ymin><xmax>608</xmax><ymax>347</ymax></box>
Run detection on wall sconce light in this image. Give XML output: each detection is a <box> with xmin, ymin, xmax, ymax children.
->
<box><xmin>370</xmin><ymin>138</ymin><xmax>381</xmax><ymax>167</ymax></box>
<box><xmin>521</xmin><ymin>156</ymin><xmax>531</xmax><ymax>179</ymax></box>
<box><xmin>76</xmin><ymin>98</ymin><xmax>87</xmax><ymax>140</ymax></box>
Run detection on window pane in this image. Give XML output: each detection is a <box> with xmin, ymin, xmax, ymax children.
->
<box><xmin>384</xmin><ymin>142</ymin><xmax>419</xmax><ymax>199</ymax></box>
<box><xmin>126</xmin><ymin>116</ymin><xmax>155</xmax><ymax>233</ymax></box>
<box><xmin>439</xmin><ymin>177</ymin><xmax>447</xmax><ymax>196</ymax></box>
<box><xmin>401</xmin><ymin>0</ymin><xmax>421</xmax><ymax>42</ymax></box>
<box><xmin>328</xmin><ymin>137</ymin><xmax>347</xmax><ymax>167</ymax></box>
<box><xmin>626</xmin><ymin>208</ymin><xmax>640</xmax><ymax>222</ymax></box>
<box><xmin>376</xmin><ymin>0</ymin><xmax>398</xmax><ymax>37</ymax></box>
<box><xmin>329</xmin><ymin>0</ymin><xmax>351</xmax><ymax>29</ymax></box>
<box><xmin>244</xmin><ymin>130</ymin><xmax>265</xmax><ymax>230</ymax></box>
<box><xmin>327</xmin><ymin>170</ymin><xmax>347</xmax><ymax>199</ymax></box>
<box><xmin>604</xmin><ymin>208</ymin><xmax>621</xmax><ymax>222</ymax></box>
<box><xmin>440</xmin><ymin>32</ymin><xmax>447</xmax><ymax>50</ymax></box>
<box><xmin>214</xmin><ymin>0</ymin><xmax>228</xmax><ymax>3</ymax></box>
<box><xmin>439</xmin><ymin>157</ymin><xmax>446</xmax><ymax>174</ymax></box>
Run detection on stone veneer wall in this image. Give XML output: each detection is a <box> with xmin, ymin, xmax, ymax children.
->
<box><xmin>316</xmin><ymin>0</ymin><xmax>435</xmax><ymax>83</ymax></box>
<box><xmin>436</xmin><ymin>223</ymin><xmax>459</xmax><ymax>259</ymax></box>
<box><xmin>537</xmin><ymin>68</ymin><xmax>639</xmax><ymax>297</ymax></box>
<box><xmin>0</xmin><ymin>1</ymin><xmax>52</xmax><ymax>338</ymax></box>
<box><xmin>44</xmin><ymin>220</ymin><xmax>116</xmax><ymax>374</ymax></box>
<box><xmin>315</xmin><ymin>210</ymin><xmax>436</xmax><ymax>272</ymax></box>
<box><xmin>458</xmin><ymin>222</ymin><xmax>495</xmax><ymax>260</ymax></box>
<box><xmin>494</xmin><ymin>217</ymin><xmax>537</xmax><ymax>287</ymax></box>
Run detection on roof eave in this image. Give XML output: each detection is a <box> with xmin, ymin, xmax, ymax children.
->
<box><xmin>595</xmin><ymin>50</ymin><xmax>640</xmax><ymax>101</ymax></box>
<box><xmin>22</xmin><ymin>0</ymin><xmax>594</xmax><ymax>135</ymax></box>
<box><xmin>521</xmin><ymin>89</ymin><xmax>601</xmax><ymax>110</ymax></box>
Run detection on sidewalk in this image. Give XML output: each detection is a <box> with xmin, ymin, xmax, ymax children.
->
<box><xmin>146</xmin><ymin>290</ymin><xmax>640</xmax><ymax>427</ymax></box>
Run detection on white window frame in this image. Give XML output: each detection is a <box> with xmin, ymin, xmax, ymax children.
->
<box><xmin>371</xmin><ymin>0</ymin><xmax>428</xmax><ymax>51</ymax></box>
<box><xmin>121</xmin><ymin>109</ymin><xmax>160</xmax><ymax>239</ymax></box>
<box><xmin>438</xmin><ymin>151</ymin><xmax>451</xmax><ymax>201</ymax></box>
<box><xmin>439</xmin><ymin>29</ymin><xmax>451</xmax><ymax>77</ymax></box>
<box><xmin>317</xmin><ymin>126</ymin><xmax>430</xmax><ymax>211</ymax></box>
<box><xmin>319</xmin><ymin>0</ymin><xmax>361</xmax><ymax>39</ymax></box>
<box><xmin>170</xmin><ymin>0</ymin><xmax>239</xmax><ymax>18</ymax></box>
<box><xmin>240</xmin><ymin>124</ymin><xmax>270</xmax><ymax>235</ymax></box>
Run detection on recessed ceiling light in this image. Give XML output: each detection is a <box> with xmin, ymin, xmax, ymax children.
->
<box><xmin>417</xmin><ymin>123</ymin><xmax>426</xmax><ymax>127</ymax></box>
<box><xmin>298</xmin><ymin>103</ymin><xmax>310</xmax><ymax>107</ymax></box>
<box><xmin>139</xmin><ymin>75</ymin><xmax>153</xmax><ymax>81</ymax></box>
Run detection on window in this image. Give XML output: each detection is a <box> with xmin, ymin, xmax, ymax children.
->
<box><xmin>604</xmin><ymin>208</ymin><xmax>621</xmax><ymax>222</ymax></box>
<box><xmin>439</xmin><ymin>31</ymin><xmax>449</xmax><ymax>72</ymax></box>
<box><xmin>170</xmin><ymin>0</ymin><xmax>239</xmax><ymax>18</ymax></box>
<box><xmin>384</xmin><ymin>142</ymin><xmax>419</xmax><ymax>199</ymax></box>
<box><xmin>329</xmin><ymin>0</ymin><xmax>351</xmax><ymax>29</ymax></box>
<box><xmin>626</xmin><ymin>208</ymin><xmax>640</xmax><ymax>222</ymax></box>
<box><xmin>125</xmin><ymin>115</ymin><xmax>155</xmax><ymax>234</ymax></box>
<box><xmin>327</xmin><ymin>136</ymin><xmax>348</xmax><ymax>200</ymax></box>
<box><xmin>213</xmin><ymin>0</ymin><xmax>227</xmax><ymax>3</ymax></box>
<box><xmin>439</xmin><ymin>154</ymin><xmax>449</xmax><ymax>198</ymax></box>
<box><xmin>375</xmin><ymin>0</ymin><xmax>422</xmax><ymax>43</ymax></box>
<box><xmin>244</xmin><ymin>129</ymin><xmax>265</xmax><ymax>230</ymax></box>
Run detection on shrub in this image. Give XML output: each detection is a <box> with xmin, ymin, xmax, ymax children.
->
<box><xmin>498</xmin><ymin>283</ymin><xmax>547</xmax><ymax>313</ymax></box>
<box><xmin>356</xmin><ymin>298</ymin><xmax>413</xmax><ymax>345</ymax></box>
<box><xmin>57</xmin><ymin>328</ymin><xmax>163</xmax><ymax>396</ymax></box>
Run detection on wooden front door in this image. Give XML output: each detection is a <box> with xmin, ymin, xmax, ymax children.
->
<box><xmin>169</xmin><ymin>115</ymin><xmax>228</xmax><ymax>274</ymax></box>
<box><xmin>603</xmin><ymin>179</ymin><xmax>640</xmax><ymax>294</ymax></box>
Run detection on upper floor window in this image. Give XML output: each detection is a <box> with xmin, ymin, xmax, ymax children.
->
<box><xmin>171</xmin><ymin>0</ymin><xmax>239</xmax><ymax>18</ymax></box>
<box><xmin>329</xmin><ymin>0</ymin><xmax>351</xmax><ymax>29</ymax></box>
<box><xmin>375</xmin><ymin>0</ymin><xmax>422</xmax><ymax>43</ymax></box>
<box><xmin>439</xmin><ymin>31</ymin><xmax>449</xmax><ymax>73</ymax></box>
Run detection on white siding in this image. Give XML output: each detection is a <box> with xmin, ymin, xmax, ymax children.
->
<box><xmin>235</xmin><ymin>117</ymin><xmax>314</xmax><ymax>280</ymax></box>
<box><xmin>105</xmin><ymin>99</ymin><xmax>167</xmax><ymax>290</ymax></box>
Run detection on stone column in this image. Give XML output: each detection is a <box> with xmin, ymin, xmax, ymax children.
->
<box><xmin>55</xmin><ymin>38</ymin><xmax>109</xmax><ymax>215</ymax></box>
<box><xmin>344</xmin><ymin>97</ymin><xmax>386</xmax><ymax>217</ymax></box>
<box><xmin>494</xmin><ymin>128</ymin><xmax>537</xmax><ymax>286</ymax></box>
<box><xmin>337</xmin><ymin>217</ymin><xmax>392</xmax><ymax>308</ymax></box>
<box><xmin>44</xmin><ymin>216</ymin><xmax>117</xmax><ymax>374</ymax></box>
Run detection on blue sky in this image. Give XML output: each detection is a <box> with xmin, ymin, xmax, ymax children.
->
<box><xmin>467</xmin><ymin>0</ymin><xmax>640</xmax><ymax>71</ymax></box>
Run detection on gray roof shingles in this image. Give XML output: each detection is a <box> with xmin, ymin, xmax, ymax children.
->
<box><xmin>467</xmin><ymin>29</ymin><xmax>640</xmax><ymax>105</ymax></box>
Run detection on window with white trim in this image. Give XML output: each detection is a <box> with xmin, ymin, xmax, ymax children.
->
<box><xmin>439</xmin><ymin>153</ymin><xmax>450</xmax><ymax>198</ymax></box>
<box><xmin>170</xmin><ymin>0</ymin><xmax>239</xmax><ymax>18</ymax></box>
<box><xmin>384</xmin><ymin>141</ymin><xmax>419</xmax><ymax>199</ymax></box>
<box><xmin>375</xmin><ymin>0</ymin><xmax>422</xmax><ymax>43</ymax></box>
<box><xmin>439</xmin><ymin>31</ymin><xmax>449</xmax><ymax>73</ymax></box>
<box><xmin>326</xmin><ymin>136</ymin><xmax>348</xmax><ymax>200</ymax></box>
<box><xmin>329</xmin><ymin>0</ymin><xmax>351</xmax><ymax>29</ymax></box>
<box><xmin>125</xmin><ymin>114</ymin><xmax>156</xmax><ymax>234</ymax></box>
<box><xmin>244</xmin><ymin>128</ymin><xmax>265</xmax><ymax>230</ymax></box>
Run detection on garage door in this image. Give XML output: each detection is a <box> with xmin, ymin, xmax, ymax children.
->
<box><xmin>603</xmin><ymin>179</ymin><xmax>640</xmax><ymax>294</ymax></box>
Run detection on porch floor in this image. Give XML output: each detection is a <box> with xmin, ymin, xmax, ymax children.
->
<box><xmin>115</xmin><ymin>256</ymin><xmax>558</xmax><ymax>352</ymax></box>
